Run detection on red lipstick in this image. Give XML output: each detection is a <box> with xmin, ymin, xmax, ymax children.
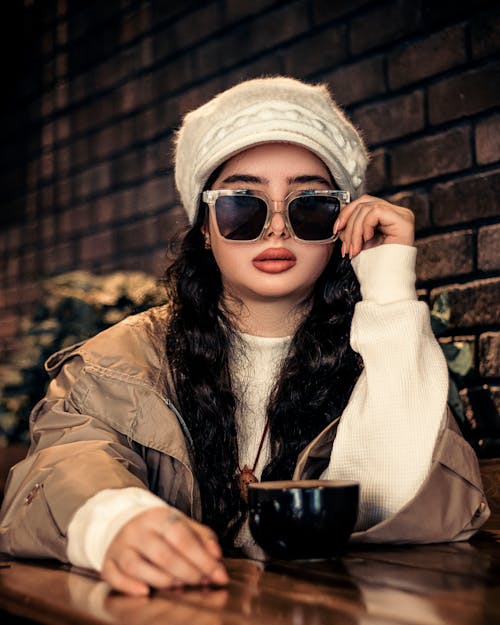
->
<box><xmin>252</xmin><ymin>248</ymin><xmax>297</xmax><ymax>273</ymax></box>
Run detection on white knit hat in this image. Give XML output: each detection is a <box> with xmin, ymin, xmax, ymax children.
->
<box><xmin>174</xmin><ymin>76</ymin><xmax>369</xmax><ymax>224</ymax></box>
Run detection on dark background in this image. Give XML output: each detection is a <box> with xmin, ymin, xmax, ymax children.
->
<box><xmin>0</xmin><ymin>0</ymin><xmax>499</xmax><ymax>435</ymax></box>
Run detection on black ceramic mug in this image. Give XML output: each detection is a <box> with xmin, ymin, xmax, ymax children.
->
<box><xmin>248</xmin><ymin>479</ymin><xmax>359</xmax><ymax>560</ymax></box>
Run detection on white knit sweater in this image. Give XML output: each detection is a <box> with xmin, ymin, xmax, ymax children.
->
<box><xmin>67</xmin><ymin>244</ymin><xmax>448</xmax><ymax>570</ymax></box>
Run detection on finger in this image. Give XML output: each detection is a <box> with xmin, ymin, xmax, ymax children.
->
<box><xmin>340</xmin><ymin>201</ymin><xmax>374</xmax><ymax>257</ymax></box>
<box><xmin>132</xmin><ymin>531</ymin><xmax>209</xmax><ymax>587</ymax></box>
<box><xmin>114</xmin><ymin>546</ymin><xmax>181</xmax><ymax>590</ymax></box>
<box><xmin>349</xmin><ymin>204</ymin><xmax>380</xmax><ymax>257</ymax></box>
<box><xmin>161</xmin><ymin>519</ymin><xmax>228</xmax><ymax>585</ymax></box>
<box><xmin>334</xmin><ymin>194</ymin><xmax>376</xmax><ymax>234</ymax></box>
<box><xmin>187</xmin><ymin>518</ymin><xmax>223</xmax><ymax>559</ymax></box>
<box><xmin>101</xmin><ymin>557</ymin><xmax>150</xmax><ymax>596</ymax></box>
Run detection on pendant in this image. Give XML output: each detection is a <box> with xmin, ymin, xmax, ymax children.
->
<box><xmin>238</xmin><ymin>465</ymin><xmax>258</xmax><ymax>503</ymax></box>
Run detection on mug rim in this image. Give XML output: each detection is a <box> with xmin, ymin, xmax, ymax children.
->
<box><xmin>248</xmin><ymin>479</ymin><xmax>359</xmax><ymax>491</ymax></box>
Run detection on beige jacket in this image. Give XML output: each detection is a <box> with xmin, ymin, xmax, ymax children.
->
<box><xmin>0</xmin><ymin>306</ymin><xmax>490</xmax><ymax>561</ymax></box>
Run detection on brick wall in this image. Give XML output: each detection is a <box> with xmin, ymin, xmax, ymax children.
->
<box><xmin>1</xmin><ymin>0</ymin><xmax>499</xmax><ymax>441</ymax></box>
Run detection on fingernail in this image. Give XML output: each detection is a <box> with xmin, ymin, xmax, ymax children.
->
<box><xmin>341</xmin><ymin>242</ymin><xmax>346</xmax><ymax>257</ymax></box>
<box><xmin>212</xmin><ymin>565</ymin><xmax>229</xmax><ymax>585</ymax></box>
<box><xmin>349</xmin><ymin>244</ymin><xmax>354</xmax><ymax>259</ymax></box>
<box><xmin>333</xmin><ymin>219</ymin><xmax>339</xmax><ymax>235</ymax></box>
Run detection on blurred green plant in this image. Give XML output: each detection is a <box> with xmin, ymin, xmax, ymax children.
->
<box><xmin>0</xmin><ymin>271</ymin><xmax>165</xmax><ymax>446</ymax></box>
<box><xmin>430</xmin><ymin>292</ymin><xmax>499</xmax><ymax>457</ymax></box>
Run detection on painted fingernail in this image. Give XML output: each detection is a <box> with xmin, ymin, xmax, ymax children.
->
<box><xmin>349</xmin><ymin>244</ymin><xmax>354</xmax><ymax>259</ymax></box>
<box><xmin>333</xmin><ymin>219</ymin><xmax>339</xmax><ymax>235</ymax></box>
<box><xmin>341</xmin><ymin>242</ymin><xmax>346</xmax><ymax>257</ymax></box>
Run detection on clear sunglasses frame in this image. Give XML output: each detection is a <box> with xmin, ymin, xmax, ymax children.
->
<box><xmin>202</xmin><ymin>189</ymin><xmax>350</xmax><ymax>243</ymax></box>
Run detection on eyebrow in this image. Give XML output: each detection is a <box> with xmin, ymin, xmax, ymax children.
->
<box><xmin>219</xmin><ymin>174</ymin><xmax>334</xmax><ymax>186</ymax></box>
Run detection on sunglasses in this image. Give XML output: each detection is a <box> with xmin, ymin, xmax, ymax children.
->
<box><xmin>202</xmin><ymin>189</ymin><xmax>350</xmax><ymax>243</ymax></box>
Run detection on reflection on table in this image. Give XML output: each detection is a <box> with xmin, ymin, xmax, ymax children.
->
<box><xmin>1</xmin><ymin>526</ymin><xmax>499</xmax><ymax>625</ymax></box>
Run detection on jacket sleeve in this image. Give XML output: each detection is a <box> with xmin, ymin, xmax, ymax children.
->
<box><xmin>351</xmin><ymin>412</ymin><xmax>490</xmax><ymax>543</ymax></box>
<box><xmin>0</xmin><ymin>349</ymin><xmax>150</xmax><ymax>562</ymax></box>
<box><xmin>294</xmin><ymin>409</ymin><xmax>490</xmax><ymax>543</ymax></box>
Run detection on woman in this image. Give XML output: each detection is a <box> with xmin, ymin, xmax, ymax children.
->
<box><xmin>0</xmin><ymin>76</ymin><xmax>489</xmax><ymax>596</ymax></box>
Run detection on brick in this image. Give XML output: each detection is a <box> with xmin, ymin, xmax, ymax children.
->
<box><xmin>430</xmin><ymin>277</ymin><xmax>500</xmax><ymax>328</ymax></box>
<box><xmin>41</xmin><ymin>216</ymin><xmax>56</xmax><ymax>244</ymax></box>
<box><xmin>141</xmin><ymin>177</ymin><xmax>176</xmax><ymax>214</ymax></box>
<box><xmin>428</xmin><ymin>62</ymin><xmax>500</xmax><ymax>125</ymax></box>
<box><xmin>120</xmin><ymin>3</ymin><xmax>151</xmax><ymax>44</ymax></box>
<box><xmin>388</xmin><ymin>25</ymin><xmax>466</xmax><ymax>89</ymax></box>
<box><xmin>365</xmin><ymin>148</ymin><xmax>387</xmax><ymax>194</ymax></box>
<box><xmin>58</xmin><ymin>203</ymin><xmax>93</xmax><ymax>237</ymax></box>
<box><xmin>416</xmin><ymin>230</ymin><xmax>473</xmax><ymax>282</ymax></box>
<box><xmin>0</xmin><ymin>314</ymin><xmax>19</xmax><ymax>340</ymax></box>
<box><xmin>311</xmin><ymin>0</ymin><xmax>374</xmax><ymax>24</ymax></box>
<box><xmin>82</xmin><ymin>163</ymin><xmax>111</xmax><ymax>199</ymax></box>
<box><xmin>72</xmin><ymin>136</ymin><xmax>91</xmax><ymax>169</ymax></box>
<box><xmin>283</xmin><ymin>25</ymin><xmax>347</xmax><ymax>76</ymax></box>
<box><xmin>471</xmin><ymin>9</ymin><xmax>500</xmax><ymax>59</ymax></box>
<box><xmin>56</xmin><ymin>116</ymin><xmax>70</xmax><ymax>142</ymax></box>
<box><xmin>325</xmin><ymin>56</ymin><xmax>385</xmax><ymax>107</ymax></box>
<box><xmin>352</xmin><ymin>91</ymin><xmax>424</xmax><ymax>146</ymax></box>
<box><xmin>349</xmin><ymin>0</ymin><xmax>420</xmax><ymax>54</ymax></box>
<box><xmin>5</xmin><ymin>255</ymin><xmax>20</xmax><ymax>282</ymax></box>
<box><xmin>478</xmin><ymin>225</ymin><xmax>500</xmax><ymax>272</ymax></box>
<box><xmin>479</xmin><ymin>332</ymin><xmax>500</xmax><ymax>377</ymax></box>
<box><xmin>16</xmin><ymin>282</ymin><xmax>40</xmax><ymax>308</ymax></box>
<box><xmin>118</xmin><ymin>219</ymin><xmax>158</xmax><ymax>253</ymax></box>
<box><xmin>391</xmin><ymin>127</ymin><xmax>472</xmax><ymax>186</ymax></box>
<box><xmin>119</xmin><ymin>75</ymin><xmax>153</xmax><ymax>114</ymax></box>
<box><xmin>195</xmin><ymin>3</ymin><xmax>309</xmax><ymax>75</ymax></box>
<box><xmin>154</xmin><ymin>54</ymin><xmax>196</xmax><ymax>98</ymax></box>
<box><xmin>475</xmin><ymin>114</ymin><xmax>500</xmax><ymax>165</ymax></box>
<box><xmin>113</xmin><ymin>188</ymin><xmax>139</xmax><ymax>221</ymax></box>
<box><xmin>55</xmin><ymin>178</ymin><xmax>72</xmax><ymax>210</ymax></box>
<box><xmin>95</xmin><ymin>196</ymin><xmax>115</xmax><ymax>226</ymax></box>
<box><xmin>21</xmin><ymin>249</ymin><xmax>38</xmax><ymax>279</ymax></box>
<box><xmin>385</xmin><ymin>190</ymin><xmax>430</xmax><ymax>232</ymax></box>
<box><xmin>431</xmin><ymin>169</ymin><xmax>500</xmax><ymax>226</ymax></box>
<box><xmin>57</xmin><ymin>145</ymin><xmax>71</xmax><ymax>176</ymax></box>
<box><xmin>80</xmin><ymin>230</ymin><xmax>114</xmax><ymax>263</ymax></box>
<box><xmin>135</xmin><ymin>107</ymin><xmax>157</xmax><ymax>142</ymax></box>
<box><xmin>421</xmin><ymin>0</ymin><xmax>498</xmax><ymax>28</ymax></box>
<box><xmin>175</xmin><ymin>3</ymin><xmax>223</xmax><ymax>47</ymax></box>
<box><xmin>157</xmin><ymin>205</ymin><xmax>190</xmax><ymax>245</ymax></box>
<box><xmin>225</xmin><ymin>0</ymin><xmax>283</xmax><ymax>22</ymax></box>
<box><xmin>43</xmin><ymin>241</ymin><xmax>75</xmax><ymax>275</ymax></box>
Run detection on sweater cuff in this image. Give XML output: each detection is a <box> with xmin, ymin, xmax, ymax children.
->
<box><xmin>67</xmin><ymin>487</ymin><xmax>168</xmax><ymax>572</ymax></box>
<box><xmin>351</xmin><ymin>244</ymin><xmax>418</xmax><ymax>305</ymax></box>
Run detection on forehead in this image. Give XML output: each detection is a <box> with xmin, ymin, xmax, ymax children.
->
<box><xmin>216</xmin><ymin>143</ymin><xmax>332</xmax><ymax>179</ymax></box>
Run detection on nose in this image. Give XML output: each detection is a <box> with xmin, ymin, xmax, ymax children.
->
<box><xmin>265</xmin><ymin>208</ymin><xmax>290</xmax><ymax>239</ymax></box>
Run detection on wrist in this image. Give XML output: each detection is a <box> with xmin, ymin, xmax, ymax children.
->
<box><xmin>351</xmin><ymin>244</ymin><xmax>417</xmax><ymax>305</ymax></box>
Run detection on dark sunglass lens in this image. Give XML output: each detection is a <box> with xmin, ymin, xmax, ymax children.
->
<box><xmin>289</xmin><ymin>196</ymin><xmax>340</xmax><ymax>241</ymax></box>
<box><xmin>215</xmin><ymin>196</ymin><xmax>267</xmax><ymax>240</ymax></box>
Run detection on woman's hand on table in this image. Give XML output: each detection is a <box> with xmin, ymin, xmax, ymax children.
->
<box><xmin>101</xmin><ymin>507</ymin><xmax>228</xmax><ymax>596</ymax></box>
<box><xmin>334</xmin><ymin>194</ymin><xmax>415</xmax><ymax>258</ymax></box>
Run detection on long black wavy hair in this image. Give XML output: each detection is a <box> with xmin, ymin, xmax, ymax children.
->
<box><xmin>163</xmin><ymin>203</ymin><xmax>362</xmax><ymax>545</ymax></box>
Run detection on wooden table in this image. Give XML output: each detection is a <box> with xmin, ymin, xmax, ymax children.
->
<box><xmin>1</xmin><ymin>523</ymin><xmax>499</xmax><ymax>625</ymax></box>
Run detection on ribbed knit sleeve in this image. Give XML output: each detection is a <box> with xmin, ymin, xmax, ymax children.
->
<box><xmin>321</xmin><ymin>244</ymin><xmax>448</xmax><ymax>530</ymax></box>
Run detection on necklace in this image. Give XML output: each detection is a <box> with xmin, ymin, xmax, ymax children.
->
<box><xmin>237</xmin><ymin>420</ymin><xmax>269</xmax><ymax>503</ymax></box>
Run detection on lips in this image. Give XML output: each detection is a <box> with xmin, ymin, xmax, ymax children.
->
<box><xmin>252</xmin><ymin>248</ymin><xmax>297</xmax><ymax>273</ymax></box>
